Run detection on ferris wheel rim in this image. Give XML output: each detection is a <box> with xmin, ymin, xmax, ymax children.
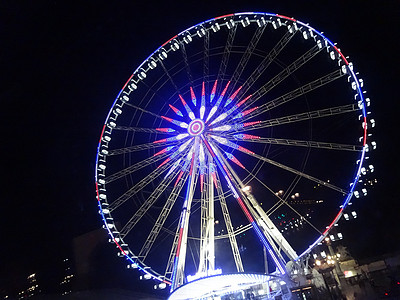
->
<box><xmin>95</xmin><ymin>12</ymin><xmax>371</xmax><ymax>287</ymax></box>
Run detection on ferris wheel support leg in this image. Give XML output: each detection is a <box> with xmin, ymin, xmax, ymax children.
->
<box><xmin>170</xmin><ymin>138</ymin><xmax>200</xmax><ymax>291</ymax></box>
<box><xmin>198</xmin><ymin>159</ymin><xmax>216</xmax><ymax>275</ymax></box>
<box><xmin>210</xmin><ymin>140</ymin><xmax>299</xmax><ymax>264</ymax></box>
<box><xmin>201</xmin><ymin>135</ymin><xmax>287</xmax><ymax>275</ymax></box>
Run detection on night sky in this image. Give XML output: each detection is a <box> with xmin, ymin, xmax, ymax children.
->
<box><xmin>1</xmin><ymin>0</ymin><xmax>399</xmax><ymax>296</ymax></box>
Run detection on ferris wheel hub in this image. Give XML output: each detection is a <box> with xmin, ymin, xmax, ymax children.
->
<box><xmin>187</xmin><ymin>119</ymin><xmax>205</xmax><ymax>136</ymax></box>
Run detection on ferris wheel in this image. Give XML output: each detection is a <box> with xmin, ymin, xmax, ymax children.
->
<box><xmin>95</xmin><ymin>12</ymin><xmax>374</xmax><ymax>298</ymax></box>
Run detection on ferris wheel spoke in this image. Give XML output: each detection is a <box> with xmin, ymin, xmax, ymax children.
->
<box><xmin>203</xmin><ymin>30</ymin><xmax>210</xmax><ymax>84</ymax></box>
<box><xmin>210</xmin><ymin>143</ymin><xmax>294</xmax><ymax>265</ymax></box>
<box><xmin>216</xmin><ymin>26</ymin><xmax>237</xmax><ymax>91</ymax></box>
<box><xmin>243</xmin><ymin>168</ymin><xmax>323</xmax><ymax>235</ymax></box>
<box><xmin>119</xmin><ymin>166</ymin><xmax>183</xmax><ymax>238</ymax></box>
<box><xmin>232</xmin><ymin>146</ymin><xmax>348</xmax><ymax>195</ymax></box>
<box><xmin>159</xmin><ymin>60</ymin><xmax>181</xmax><ymax>95</ymax></box>
<box><xmin>179</xmin><ymin>42</ymin><xmax>194</xmax><ymax>87</ymax></box>
<box><xmin>108</xmin><ymin>139</ymin><xmax>183</xmax><ymax>156</ymax></box>
<box><xmin>214</xmin><ymin>171</ymin><xmax>244</xmax><ymax>272</ymax></box>
<box><xmin>231</xmin><ymin>103</ymin><xmax>359</xmax><ymax>133</ymax></box>
<box><xmin>163</xmin><ymin>170</ymin><xmax>201</xmax><ymax>283</ymax></box>
<box><xmin>105</xmin><ymin>152</ymin><xmax>170</xmax><ymax>184</ymax></box>
<box><xmin>229</xmin><ymin>135</ymin><xmax>363</xmax><ymax>152</ymax></box>
<box><xmin>114</xmin><ymin>126</ymin><xmax>175</xmax><ymax>134</ymax></box>
<box><xmin>108</xmin><ymin>158</ymin><xmax>177</xmax><ymax>213</ymax></box>
<box><xmin>169</xmin><ymin>142</ymin><xmax>200</xmax><ymax>290</ymax></box>
<box><xmin>138</xmin><ymin>170</ymin><xmax>190</xmax><ymax>260</ymax></box>
<box><xmin>227</xmin><ymin>25</ymin><xmax>266</xmax><ymax>94</ymax></box>
<box><xmin>240</xmin><ymin>30</ymin><xmax>296</xmax><ymax>98</ymax></box>
<box><xmin>240</xmin><ymin>68</ymin><xmax>345</xmax><ymax>122</ymax></box>
<box><xmin>198</xmin><ymin>162</ymin><xmax>213</xmax><ymax>274</ymax></box>
<box><xmin>268</xmin><ymin>173</ymin><xmax>307</xmax><ymax>217</ymax></box>
<box><xmin>165</xmin><ymin>216</ymin><xmax>184</xmax><ymax>281</ymax></box>
<box><xmin>243</xmin><ymin>45</ymin><xmax>322</xmax><ymax>110</ymax></box>
<box><xmin>124</xmin><ymin>102</ymin><xmax>163</xmax><ymax>119</ymax></box>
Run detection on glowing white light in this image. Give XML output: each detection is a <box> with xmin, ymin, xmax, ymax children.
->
<box><xmin>148</xmin><ymin>60</ymin><xmax>157</xmax><ymax>69</ymax></box>
<box><xmin>128</xmin><ymin>263</ymin><xmax>138</xmax><ymax>269</ymax></box>
<box><xmin>187</xmin><ymin>268</ymin><xmax>222</xmax><ymax>282</ymax></box>
<box><xmin>344</xmin><ymin>270</ymin><xmax>354</xmax><ymax>278</ymax></box>
<box><xmin>226</xmin><ymin>19</ymin><xmax>235</xmax><ymax>29</ymax></box>
<box><xmin>176</xmin><ymin>133</ymin><xmax>189</xmax><ymax>140</ymax></box>
<box><xmin>171</xmin><ymin>41</ymin><xmax>179</xmax><ymax>51</ymax></box>
<box><xmin>178</xmin><ymin>141</ymin><xmax>191</xmax><ymax>153</ymax></box>
<box><xmin>180</xmin><ymin>122</ymin><xmax>189</xmax><ymax>129</ymax></box>
<box><xmin>206</xmin><ymin>106</ymin><xmax>218</xmax><ymax>122</ymax></box>
<box><xmin>186</xmin><ymin>146</ymin><xmax>194</xmax><ymax>160</ymax></box>
<box><xmin>210</xmin><ymin>113</ymin><xmax>227</xmax><ymax>125</ymax></box>
<box><xmin>242</xmin><ymin>186</ymin><xmax>251</xmax><ymax>193</ymax></box>
<box><xmin>370</xmin><ymin>119</ymin><xmax>376</xmax><ymax>127</ymax></box>
<box><xmin>210</xmin><ymin>143</ymin><xmax>219</xmax><ymax>156</ymax></box>
<box><xmin>241</xmin><ymin>17</ymin><xmax>250</xmax><ymax>27</ymax></box>
<box><xmin>197</xmin><ymin>28</ymin><xmax>206</xmax><ymax>37</ymax></box>
<box><xmin>166</xmin><ymin>159</ymin><xmax>182</xmax><ymax>177</ymax></box>
<box><xmin>159</xmin><ymin>50</ymin><xmax>167</xmax><ymax>60</ymax></box>
<box><xmin>212</xmin><ymin>125</ymin><xmax>232</xmax><ymax>132</ymax></box>
<box><xmin>183</xmin><ymin>34</ymin><xmax>192</xmax><ymax>44</ymax></box>
<box><xmin>200</xmin><ymin>106</ymin><xmax>205</xmax><ymax>119</ymax></box>
<box><xmin>138</xmin><ymin>70</ymin><xmax>146</xmax><ymax>80</ymax></box>
<box><xmin>361</xmin><ymin>188</ymin><xmax>367</xmax><ymax>196</ymax></box>
<box><xmin>210</xmin><ymin>135</ymin><xmax>228</xmax><ymax>145</ymax></box>
<box><xmin>199</xmin><ymin>143</ymin><xmax>205</xmax><ymax>162</ymax></box>
<box><xmin>211</xmin><ymin>23</ymin><xmax>220</xmax><ymax>32</ymax></box>
<box><xmin>257</xmin><ymin>17</ymin><xmax>266</xmax><ymax>27</ymax></box>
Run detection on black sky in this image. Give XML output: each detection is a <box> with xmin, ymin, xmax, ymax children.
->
<box><xmin>1</xmin><ymin>0</ymin><xmax>399</xmax><ymax>294</ymax></box>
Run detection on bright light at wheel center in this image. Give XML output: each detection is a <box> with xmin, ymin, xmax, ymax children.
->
<box><xmin>187</xmin><ymin>119</ymin><xmax>205</xmax><ymax>136</ymax></box>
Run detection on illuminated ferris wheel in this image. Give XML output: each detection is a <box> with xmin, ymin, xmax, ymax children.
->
<box><xmin>95</xmin><ymin>12</ymin><xmax>374</xmax><ymax>299</ymax></box>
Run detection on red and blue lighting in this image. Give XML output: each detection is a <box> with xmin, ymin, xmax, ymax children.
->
<box><xmin>94</xmin><ymin>12</ymin><xmax>371</xmax><ymax>291</ymax></box>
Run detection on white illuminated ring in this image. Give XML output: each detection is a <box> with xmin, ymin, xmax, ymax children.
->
<box><xmin>95</xmin><ymin>12</ymin><xmax>374</xmax><ymax>294</ymax></box>
<box><xmin>188</xmin><ymin>119</ymin><xmax>205</xmax><ymax>136</ymax></box>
